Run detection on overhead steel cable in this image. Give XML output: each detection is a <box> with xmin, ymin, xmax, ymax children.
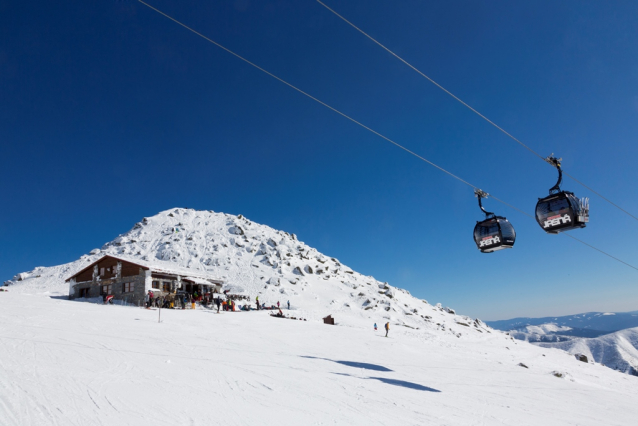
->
<box><xmin>136</xmin><ymin>0</ymin><xmax>477</xmax><ymax>189</ymax></box>
<box><xmin>316</xmin><ymin>0</ymin><xmax>638</xmax><ymax>223</ymax></box>
<box><xmin>136</xmin><ymin>1</ymin><xmax>638</xmax><ymax>272</ymax></box>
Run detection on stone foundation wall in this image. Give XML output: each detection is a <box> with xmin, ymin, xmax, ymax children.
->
<box><xmin>69</xmin><ymin>272</ymin><xmax>147</xmax><ymax>306</ymax></box>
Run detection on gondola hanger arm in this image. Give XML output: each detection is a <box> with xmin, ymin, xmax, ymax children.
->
<box><xmin>474</xmin><ymin>189</ymin><xmax>494</xmax><ymax>218</ymax></box>
<box><xmin>544</xmin><ymin>155</ymin><xmax>563</xmax><ymax>194</ymax></box>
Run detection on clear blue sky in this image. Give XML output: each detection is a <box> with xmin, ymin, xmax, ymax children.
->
<box><xmin>2</xmin><ymin>0</ymin><xmax>637</xmax><ymax>320</ymax></box>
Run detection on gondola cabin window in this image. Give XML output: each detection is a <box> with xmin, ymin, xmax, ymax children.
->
<box><xmin>100</xmin><ymin>284</ymin><xmax>112</xmax><ymax>295</ymax></box>
<box><xmin>152</xmin><ymin>280</ymin><xmax>160</xmax><ymax>289</ymax></box>
<box><xmin>122</xmin><ymin>282</ymin><xmax>134</xmax><ymax>293</ymax></box>
<box><xmin>546</xmin><ymin>198</ymin><xmax>570</xmax><ymax>216</ymax></box>
<box><xmin>476</xmin><ymin>221</ymin><xmax>499</xmax><ymax>239</ymax></box>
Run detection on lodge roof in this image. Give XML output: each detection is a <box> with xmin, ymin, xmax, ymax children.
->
<box><xmin>65</xmin><ymin>254</ymin><xmax>224</xmax><ymax>285</ymax></box>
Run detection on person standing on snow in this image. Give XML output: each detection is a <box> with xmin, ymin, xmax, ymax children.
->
<box><xmin>287</xmin><ymin>300</ymin><xmax>290</xmax><ymax>310</ymax></box>
<box><xmin>277</xmin><ymin>301</ymin><xmax>280</xmax><ymax>309</ymax></box>
<box><xmin>255</xmin><ymin>295</ymin><xmax>260</xmax><ymax>310</ymax></box>
<box><xmin>215</xmin><ymin>296</ymin><xmax>221</xmax><ymax>313</ymax></box>
<box><xmin>374</xmin><ymin>323</ymin><xmax>377</xmax><ymax>331</ymax></box>
<box><xmin>385</xmin><ymin>322</ymin><xmax>390</xmax><ymax>337</ymax></box>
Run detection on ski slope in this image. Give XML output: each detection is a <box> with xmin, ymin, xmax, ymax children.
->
<box><xmin>2</xmin><ymin>208</ymin><xmax>638</xmax><ymax>424</ymax></box>
<box><xmin>1</xmin><ymin>292</ymin><xmax>637</xmax><ymax>426</ymax></box>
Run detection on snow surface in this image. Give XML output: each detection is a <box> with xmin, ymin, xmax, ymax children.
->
<box><xmin>2</xmin><ymin>293</ymin><xmax>638</xmax><ymax>425</ymax></box>
<box><xmin>538</xmin><ymin>328</ymin><xmax>638</xmax><ymax>376</ymax></box>
<box><xmin>522</xmin><ymin>324</ymin><xmax>572</xmax><ymax>335</ymax></box>
<box><xmin>507</xmin><ymin>323</ymin><xmax>575</xmax><ymax>343</ymax></box>
<box><xmin>2</xmin><ymin>208</ymin><xmax>638</xmax><ymax>424</ymax></box>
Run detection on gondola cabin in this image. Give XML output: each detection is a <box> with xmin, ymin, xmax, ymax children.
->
<box><xmin>535</xmin><ymin>191</ymin><xmax>589</xmax><ymax>234</ymax></box>
<box><xmin>473</xmin><ymin>216</ymin><xmax>516</xmax><ymax>253</ymax></box>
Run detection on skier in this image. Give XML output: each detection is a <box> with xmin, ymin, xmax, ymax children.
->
<box><xmin>256</xmin><ymin>296</ymin><xmax>260</xmax><ymax>310</ymax></box>
<box><xmin>385</xmin><ymin>322</ymin><xmax>390</xmax><ymax>337</ymax></box>
<box><xmin>277</xmin><ymin>301</ymin><xmax>280</xmax><ymax>309</ymax></box>
<box><xmin>215</xmin><ymin>297</ymin><xmax>221</xmax><ymax>313</ymax></box>
<box><xmin>287</xmin><ymin>300</ymin><xmax>290</xmax><ymax>310</ymax></box>
<box><xmin>374</xmin><ymin>323</ymin><xmax>377</xmax><ymax>331</ymax></box>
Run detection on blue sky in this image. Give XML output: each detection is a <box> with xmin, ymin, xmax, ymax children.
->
<box><xmin>2</xmin><ymin>0</ymin><xmax>637</xmax><ymax>320</ymax></box>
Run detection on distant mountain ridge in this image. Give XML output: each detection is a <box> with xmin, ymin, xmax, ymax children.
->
<box><xmin>538</xmin><ymin>327</ymin><xmax>638</xmax><ymax>376</ymax></box>
<box><xmin>488</xmin><ymin>312</ymin><xmax>638</xmax><ymax>376</ymax></box>
<box><xmin>487</xmin><ymin>311</ymin><xmax>638</xmax><ymax>334</ymax></box>
<box><xmin>508</xmin><ymin>325</ymin><xmax>609</xmax><ymax>343</ymax></box>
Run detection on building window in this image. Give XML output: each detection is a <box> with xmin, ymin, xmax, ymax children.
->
<box><xmin>100</xmin><ymin>285</ymin><xmax>112</xmax><ymax>295</ymax></box>
<box><xmin>79</xmin><ymin>288</ymin><xmax>90</xmax><ymax>298</ymax></box>
<box><xmin>100</xmin><ymin>267</ymin><xmax>105</xmax><ymax>276</ymax></box>
<box><xmin>122</xmin><ymin>282</ymin><xmax>134</xmax><ymax>293</ymax></box>
<box><xmin>152</xmin><ymin>280</ymin><xmax>160</xmax><ymax>289</ymax></box>
<box><xmin>162</xmin><ymin>282</ymin><xmax>171</xmax><ymax>292</ymax></box>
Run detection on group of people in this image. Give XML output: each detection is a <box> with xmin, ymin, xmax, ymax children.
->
<box><xmin>145</xmin><ymin>290</ymin><xmax>196</xmax><ymax>310</ymax></box>
<box><xmin>144</xmin><ymin>290</ymin><xmax>291</xmax><ymax>314</ymax></box>
<box><xmin>253</xmin><ymin>296</ymin><xmax>290</xmax><ymax>311</ymax></box>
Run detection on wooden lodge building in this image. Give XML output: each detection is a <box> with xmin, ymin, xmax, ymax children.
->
<box><xmin>66</xmin><ymin>255</ymin><xmax>223</xmax><ymax>305</ymax></box>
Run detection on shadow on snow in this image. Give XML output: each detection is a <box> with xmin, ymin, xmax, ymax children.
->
<box><xmin>300</xmin><ymin>356</ymin><xmax>393</xmax><ymax>372</ymax></box>
<box><xmin>333</xmin><ymin>373</ymin><xmax>441</xmax><ymax>393</ymax></box>
<box><xmin>368</xmin><ymin>377</ymin><xmax>441</xmax><ymax>392</ymax></box>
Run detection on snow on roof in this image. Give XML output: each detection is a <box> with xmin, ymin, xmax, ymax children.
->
<box><xmin>66</xmin><ymin>254</ymin><xmax>223</xmax><ymax>284</ymax></box>
<box><xmin>183</xmin><ymin>276</ymin><xmax>221</xmax><ymax>286</ymax></box>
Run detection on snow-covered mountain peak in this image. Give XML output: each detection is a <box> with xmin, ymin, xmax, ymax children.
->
<box><xmin>5</xmin><ymin>208</ymin><xmax>490</xmax><ymax>337</ymax></box>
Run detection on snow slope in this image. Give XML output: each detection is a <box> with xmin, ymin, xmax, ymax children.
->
<box><xmin>538</xmin><ymin>328</ymin><xmax>638</xmax><ymax>376</ymax></box>
<box><xmin>3</xmin><ymin>208</ymin><xmax>638</xmax><ymax>424</ymax></box>
<box><xmin>1</xmin><ymin>292</ymin><xmax>637</xmax><ymax>426</ymax></box>
<box><xmin>4</xmin><ymin>208</ymin><xmax>488</xmax><ymax>335</ymax></box>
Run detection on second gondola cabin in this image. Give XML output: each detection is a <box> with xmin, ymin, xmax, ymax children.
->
<box><xmin>473</xmin><ymin>190</ymin><xmax>516</xmax><ymax>253</ymax></box>
<box><xmin>473</xmin><ymin>216</ymin><xmax>516</xmax><ymax>253</ymax></box>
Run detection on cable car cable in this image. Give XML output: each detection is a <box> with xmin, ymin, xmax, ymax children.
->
<box><xmin>562</xmin><ymin>171</ymin><xmax>638</xmax><ymax>221</ymax></box>
<box><xmin>316</xmin><ymin>0</ymin><xmax>638</xmax><ymax>223</ymax></box>
<box><xmin>137</xmin><ymin>0</ymin><xmax>477</xmax><ymax>189</ymax></box>
<box><xmin>136</xmin><ymin>0</ymin><xmax>638</xmax><ymax>272</ymax></box>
